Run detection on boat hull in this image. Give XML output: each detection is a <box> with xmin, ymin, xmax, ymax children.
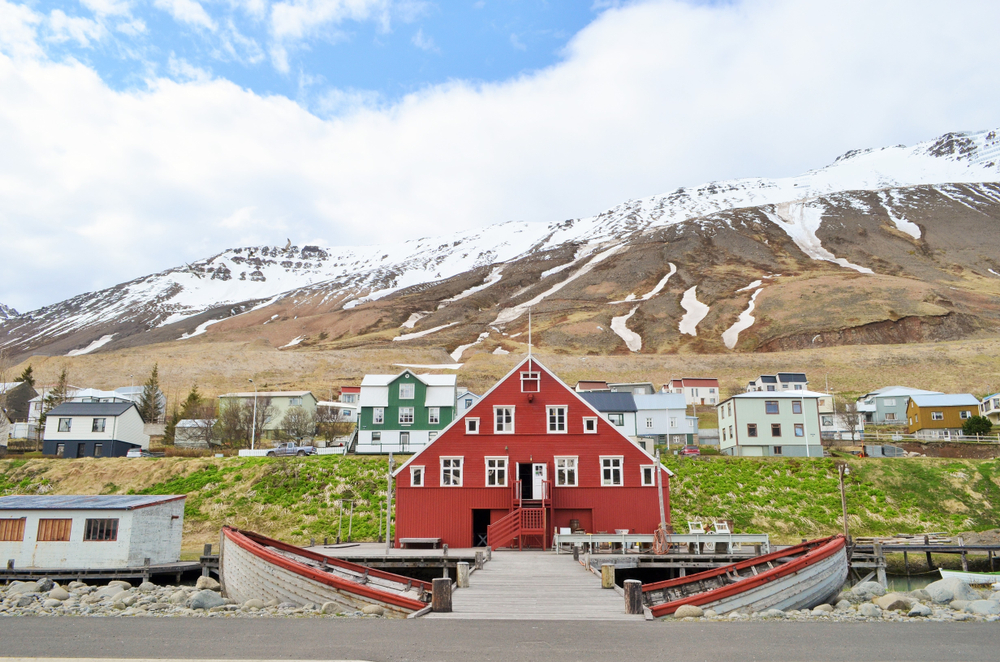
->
<box><xmin>938</xmin><ymin>569</ymin><xmax>1000</xmax><ymax>586</ymax></box>
<box><xmin>220</xmin><ymin>527</ymin><xmax>428</xmax><ymax>618</ymax></box>
<box><xmin>646</xmin><ymin>535</ymin><xmax>849</xmax><ymax>617</ymax></box>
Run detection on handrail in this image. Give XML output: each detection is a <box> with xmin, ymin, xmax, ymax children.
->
<box><xmin>487</xmin><ymin>508</ymin><xmax>522</xmax><ymax>549</ymax></box>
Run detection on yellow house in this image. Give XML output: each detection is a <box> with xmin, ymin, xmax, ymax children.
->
<box><xmin>906</xmin><ymin>394</ymin><xmax>980</xmax><ymax>439</ymax></box>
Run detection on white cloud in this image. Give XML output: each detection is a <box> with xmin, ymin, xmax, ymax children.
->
<box><xmin>269</xmin><ymin>0</ymin><xmax>387</xmax><ymax>41</ymax></box>
<box><xmin>80</xmin><ymin>0</ymin><xmax>133</xmax><ymax>17</ymax></box>
<box><xmin>167</xmin><ymin>53</ymin><xmax>212</xmax><ymax>81</ymax></box>
<box><xmin>1</xmin><ymin>0</ymin><xmax>1000</xmax><ymax>313</ymax></box>
<box><xmin>153</xmin><ymin>0</ymin><xmax>217</xmax><ymax>31</ymax></box>
<box><xmin>47</xmin><ymin>10</ymin><xmax>107</xmax><ymax>48</ymax></box>
<box><xmin>509</xmin><ymin>32</ymin><xmax>525</xmax><ymax>51</ymax></box>
<box><xmin>116</xmin><ymin>18</ymin><xmax>146</xmax><ymax>36</ymax></box>
<box><xmin>411</xmin><ymin>27</ymin><xmax>437</xmax><ymax>52</ymax></box>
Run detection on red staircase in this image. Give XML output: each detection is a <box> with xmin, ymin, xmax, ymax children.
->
<box><xmin>486</xmin><ymin>507</ymin><xmax>549</xmax><ymax>550</ymax></box>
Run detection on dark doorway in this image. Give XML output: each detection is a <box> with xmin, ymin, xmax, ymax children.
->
<box><xmin>472</xmin><ymin>509</ymin><xmax>491</xmax><ymax>547</ymax></box>
<box><xmin>76</xmin><ymin>443</ymin><xmax>86</xmax><ymax>458</ymax></box>
<box><xmin>518</xmin><ymin>463</ymin><xmax>533</xmax><ymax>500</ymax></box>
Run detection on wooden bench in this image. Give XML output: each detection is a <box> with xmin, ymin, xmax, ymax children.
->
<box><xmin>400</xmin><ymin>537</ymin><xmax>443</xmax><ymax>549</ymax></box>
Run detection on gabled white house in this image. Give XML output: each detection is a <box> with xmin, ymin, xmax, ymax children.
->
<box><xmin>633</xmin><ymin>393</ymin><xmax>698</xmax><ymax>446</ymax></box>
<box><xmin>42</xmin><ymin>402</ymin><xmax>150</xmax><ymax>458</ymax></box>
<box><xmin>456</xmin><ymin>389</ymin><xmax>481</xmax><ymax>415</ymax></box>
<box><xmin>663</xmin><ymin>378</ymin><xmax>720</xmax><ymax>406</ymax></box>
<box><xmin>717</xmin><ymin>390</ymin><xmax>825</xmax><ymax>457</ymax></box>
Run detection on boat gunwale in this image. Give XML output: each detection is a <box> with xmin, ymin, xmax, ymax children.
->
<box><xmin>646</xmin><ymin>535</ymin><xmax>846</xmax><ymax>617</ymax></box>
<box><xmin>222</xmin><ymin>526</ymin><xmax>429</xmax><ymax>611</ymax></box>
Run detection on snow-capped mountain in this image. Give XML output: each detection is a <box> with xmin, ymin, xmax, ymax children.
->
<box><xmin>3</xmin><ymin>129</ymin><xmax>1000</xmax><ymax>359</ymax></box>
<box><xmin>0</xmin><ymin>303</ymin><xmax>17</xmax><ymax>320</ymax></box>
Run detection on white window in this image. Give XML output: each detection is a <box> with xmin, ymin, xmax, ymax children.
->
<box><xmin>410</xmin><ymin>466</ymin><xmax>424</xmax><ymax>487</ymax></box>
<box><xmin>547</xmin><ymin>406</ymin><xmax>567</xmax><ymax>433</ymax></box>
<box><xmin>465</xmin><ymin>418</ymin><xmax>479</xmax><ymax>434</ymax></box>
<box><xmin>555</xmin><ymin>457</ymin><xmax>578</xmax><ymax>486</ymax></box>
<box><xmin>646</xmin><ymin>417</ymin><xmax>654</xmax><ymax>429</ymax></box>
<box><xmin>372</xmin><ymin>431</ymin><xmax>381</xmax><ymax>441</ymax></box>
<box><xmin>766</xmin><ymin>385</ymin><xmax>775</xmax><ymax>391</ymax></box>
<box><xmin>960</xmin><ymin>410</ymin><xmax>971</xmax><ymax>420</ymax></box>
<box><xmin>709</xmin><ymin>388</ymin><xmax>716</xmax><ymax>394</ymax></box>
<box><xmin>92</xmin><ymin>418</ymin><xmax>106</xmax><ymax>433</ymax></box>
<box><xmin>885</xmin><ymin>412</ymin><xmax>896</xmax><ymax>421</ymax></box>
<box><xmin>728</xmin><ymin>402</ymin><xmax>732</xmax><ymax>416</ymax></box>
<box><xmin>494</xmin><ymin>406</ymin><xmax>514</xmax><ymax>433</ymax></box>
<box><xmin>290</xmin><ymin>397</ymin><xmax>303</xmax><ymax>406</ymax></box>
<box><xmin>399</xmin><ymin>407</ymin><xmax>414</xmax><ymax>425</ymax></box>
<box><xmin>428</xmin><ymin>407</ymin><xmax>440</xmax><ymax>424</ymax></box>
<box><xmin>342</xmin><ymin>394</ymin><xmax>356</xmax><ymax>403</ymax></box>
<box><xmin>441</xmin><ymin>457</ymin><xmax>462</xmax><ymax>486</ymax></box>
<box><xmin>428</xmin><ymin>431</ymin><xmax>438</xmax><ymax>441</ymax></box>
<box><xmin>601</xmin><ymin>457</ymin><xmax>623</xmax><ymax>486</ymax></box>
<box><xmin>400</xmin><ymin>431</ymin><xmax>410</xmax><ymax>446</ymax></box>
<box><xmin>486</xmin><ymin>457</ymin><xmax>508</xmax><ymax>487</ymax></box>
<box><xmin>641</xmin><ymin>465</ymin><xmax>655</xmax><ymax>486</ymax></box>
<box><xmin>583</xmin><ymin>417</ymin><xmax>598</xmax><ymax>433</ymax></box>
<box><xmin>399</xmin><ymin>382</ymin><xmax>415</xmax><ymax>399</ymax></box>
<box><xmin>722</xmin><ymin>428</ymin><xmax>727</xmax><ymax>442</ymax></box>
<box><xmin>932</xmin><ymin>411</ymin><xmax>944</xmax><ymax>421</ymax></box>
<box><xmin>884</xmin><ymin>398</ymin><xmax>896</xmax><ymax>407</ymax></box>
<box><xmin>669</xmin><ymin>417</ymin><xmax>677</xmax><ymax>428</ymax></box>
<box><xmin>373</xmin><ymin>408</ymin><xmax>384</xmax><ymax>424</ymax></box>
<box><xmin>821</xmin><ymin>416</ymin><xmax>834</xmax><ymax>426</ymax></box>
<box><xmin>794</xmin><ymin>384</ymin><xmax>803</xmax><ymax>390</ymax></box>
<box><xmin>58</xmin><ymin>418</ymin><xmax>71</xmax><ymax>432</ymax></box>
<box><xmin>794</xmin><ymin>424</ymin><xmax>804</xmax><ymax>437</ymax></box>
<box><xmin>608</xmin><ymin>413</ymin><xmax>624</xmax><ymax>426</ymax></box>
<box><xmin>520</xmin><ymin>371</ymin><xmax>540</xmax><ymax>393</ymax></box>
<box><xmin>464</xmin><ymin>398</ymin><xmax>473</xmax><ymax>408</ymax></box>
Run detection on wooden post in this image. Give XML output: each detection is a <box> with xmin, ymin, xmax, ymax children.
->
<box><xmin>959</xmin><ymin>537</ymin><xmax>968</xmax><ymax>572</ymax></box>
<box><xmin>203</xmin><ymin>543</ymin><xmax>212</xmax><ymax>556</ymax></box>
<box><xmin>572</xmin><ymin>545</ymin><xmax>580</xmax><ymax>562</ymax></box>
<box><xmin>924</xmin><ymin>535</ymin><xmax>935</xmax><ymax>571</ymax></box>
<box><xmin>486</xmin><ymin>546</ymin><xmax>492</xmax><ymax>562</ymax></box>
<box><xmin>655</xmin><ymin>450</ymin><xmax>667</xmax><ymax>527</ymax></box>
<box><xmin>348</xmin><ymin>501</ymin><xmax>355</xmax><ymax>543</ymax></box>
<box><xmin>601</xmin><ymin>563</ymin><xmax>615</xmax><ymax>589</ymax></box>
<box><xmin>624</xmin><ymin>579</ymin><xmax>643</xmax><ymax>615</ymax></box>
<box><xmin>838</xmin><ymin>464</ymin><xmax>850</xmax><ymax>542</ymax></box>
<box><xmin>903</xmin><ymin>550</ymin><xmax>909</xmax><ymax>576</ymax></box>
<box><xmin>990</xmin><ymin>550</ymin><xmax>995</xmax><ymax>572</ymax></box>
<box><xmin>874</xmin><ymin>542</ymin><xmax>886</xmax><ymax>587</ymax></box>
<box><xmin>475</xmin><ymin>550</ymin><xmax>485</xmax><ymax>570</ymax></box>
<box><xmin>386</xmin><ymin>453</ymin><xmax>394</xmax><ymax>553</ymax></box>
<box><xmin>378</xmin><ymin>503</ymin><xmax>383</xmax><ymax>543</ymax></box>
<box><xmin>456</xmin><ymin>562</ymin><xmax>470</xmax><ymax>588</ymax></box>
<box><xmin>431</xmin><ymin>577</ymin><xmax>452</xmax><ymax>612</ymax></box>
<box><xmin>337</xmin><ymin>499</ymin><xmax>343</xmax><ymax>544</ymax></box>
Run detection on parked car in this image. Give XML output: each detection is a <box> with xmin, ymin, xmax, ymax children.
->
<box><xmin>680</xmin><ymin>445</ymin><xmax>701</xmax><ymax>456</ymax></box>
<box><xmin>266</xmin><ymin>442</ymin><xmax>317</xmax><ymax>457</ymax></box>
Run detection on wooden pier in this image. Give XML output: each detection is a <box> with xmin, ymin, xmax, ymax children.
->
<box><xmin>425</xmin><ymin>551</ymin><xmax>643</xmax><ymax>620</ymax></box>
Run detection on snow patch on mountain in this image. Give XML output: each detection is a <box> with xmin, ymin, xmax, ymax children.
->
<box><xmin>611</xmin><ymin>263</ymin><xmax>676</xmax><ymax>304</ymax></box>
<box><xmin>679</xmin><ymin>287</ymin><xmax>710</xmax><ymax>336</ymax></box>
<box><xmin>0</xmin><ymin>303</ymin><xmax>17</xmax><ymax>320</ymax></box>
<box><xmin>768</xmin><ymin>202</ymin><xmax>874</xmax><ymax>274</ymax></box>
<box><xmin>610</xmin><ymin>306</ymin><xmax>642</xmax><ymax>352</ymax></box>
<box><xmin>401</xmin><ymin>312</ymin><xmax>430</xmax><ymax>329</ymax></box>
<box><xmin>440</xmin><ymin>265</ymin><xmax>505</xmax><ymax>306</ymax></box>
<box><xmin>65</xmin><ymin>334</ymin><xmax>115</xmax><ymax>356</ymax></box>
<box><xmin>877</xmin><ymin>191</ymin><xmax>922</xmax><ymax>239</ymax></box>
<box><xmin>451</xmin><ymin>331</ymin><xmax>490</xmax><ymax>361</ymax></box>
<box><xmin>722</xmin><ymin>288</ymin><xmax>763</xmax><ymax>349</ymax></box>
<box><xmin>392</xmin><ymin>322</ymin><xmax>459</xmax><ymax>341</ymax></box>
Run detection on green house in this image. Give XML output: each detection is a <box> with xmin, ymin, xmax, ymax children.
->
<box><xmin>357</xmin><ymin>371</ymin><xmax>457</xmax><ymax>454</ymax></box>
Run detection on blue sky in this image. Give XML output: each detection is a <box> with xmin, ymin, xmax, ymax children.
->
<box><xmin>36</xmin><ymin>1</ymin><xmax>600</xmax><ymax>115</ymax></box>
<box><xmin>1</xmin><ymin>0</ymin><xmax>999</xmax><ymax>312</ymax></box>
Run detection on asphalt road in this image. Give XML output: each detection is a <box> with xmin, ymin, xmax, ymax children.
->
<box><xmin>1</xmin><ymin>618</ymin><xmax>999</xmax><ymax>662</ymax></box>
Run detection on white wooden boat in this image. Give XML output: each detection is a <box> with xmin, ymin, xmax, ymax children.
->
<box><xmin>643</xmin><ymin>535</ymin><xmax>848</xmax><ymax>617</ymax></box>
<box><xmin>219</xmin><ymin>526</ymin><xmax>431</xmax><ymax>617</ymax></box>
<box><xmin>938</xmin><ymin>568</ymin><xmax>1000</xmax><ymax>586</ymax></box>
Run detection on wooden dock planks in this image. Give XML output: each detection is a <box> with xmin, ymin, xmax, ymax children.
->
<box><xmin>425</xmin><ymin>551</ymin><xmax>643</xmax><ymax>621</ymax></box>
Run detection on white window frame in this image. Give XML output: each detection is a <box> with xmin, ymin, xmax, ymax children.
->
<box><xmin>290</xmin><ymin>397</ymin><xmax>303</xmax><ymax>406</ymax></box>
<box><xmin>373</xmin><ymin>408</ymin><xmax>384</xmax><ymax>424</ymax></box>
<box><xmin>58</xmin><ymin>418</ymin><xmax>72</xmax><ymax>432</ymax></box>
<box><xmin>399</xmin><ymin>407</ymin><xmax>414</xmax><ymax>425</ymax></box>
<box><xmin>669</xmin><ymin>417</ymin><xmax>677</xmax><ymax>428</ymax></box>
<box><xmin>932</xmin><ymin>411</ymin><xmax>944</xmax><ymax>421</ymax></box>
<box><xmin>410</xmin><ymin>466</ymin><xmax>424</xmax><ymax>487</ymax></box>
<box><xmin>607</xmin><ymin>413</ymin><xmax>625</xmax><ymax>426</ymax></box>
<box><xmin>520</xmin><ymin>371</ymin><xmax>540</xmax><ymax>393</ymax></box>
<box><xmin>600</xmin><ymin>456</ymin><xmax>623</xmax><ymax>486</ymax></box>
<box><xmin>92</xmin><ymin>418</ymin><xmax>106</xmax><ymax>433</ymax></box>
<box><xmin>640</xmin><ymin>465</ymin><xmax>655</xmax><ymax>487</ymax></box>
<box><xmin>399</xmin><ymin>431</ymin><xmax>410</xmax><ymax>446</ymax></box>
<box><xmin>645</xmin><ymin>417</ymin><xmax>654</xmax><ymax>429</ymax></box>
<box><xmin>428</xmin><ymin>431</ymin><xmax>438</xmax><ymax>441</ymax></box>
<box><xmin>494</xmin><ymin>406</ymin><xmax>515</xmax><ymax>434</ymax></box>
<box><xmin>885</xmin><ymin>412</ymin><xmax>896</xmax><ymax>421</ymax></box>
<box><xmin>428</xmin><ymin>407</ymin><xmax>440</xmax><ymax>424</ymax></box>
<box><xmin>555</xmin><ymin>456</ymin><xmax>578</xmax><ymax>487</ymax></box>
<box><xmin>399</xmin><ymin>382</ymin><xmax>415</xmax><ymax>400</ymax></box>
<box><xmin>465</xmin><ymin>417</ymin><xmax>479</xmax><ymax>434</ymax></box>
<box><xmin>485</xmin><ymin>457</ymin><xmax>508</xmax><ymax>487</ymax></box>
<box><xmin>547</xmin><ymin>406</ymin><xmax>567</xmax><ymax>433</ymax></box>
<box><xmin>960</xmin><ymin>410</ymin><xmax>971</xmax><ymax>420</ymax></box>
<box><xmin>371</xmin><ymin>431</ymin><xmax>381</xmax><ymax>441</ymax></box>
<box><xmin>583</xmin><ymin>417</ymin><xmax>598</xmax><ymax>434</ymax></box>
<box><xmin>884</xmin><ymin>398</ymin><xmax>896</xmax><ymax>407</ymax></box>
<box><xmin>441</xmin><ymin>457</ymin><xmax>463</xmax><ymax>487</ymax></box>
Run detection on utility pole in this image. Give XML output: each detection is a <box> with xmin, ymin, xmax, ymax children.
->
<box><xmin>838</xmin><ymin>463</ymin><xmax>850</xmax><ymax>542</ymax></box>
<box><xmin>249</xmin><ymin>378</ymin><xmax>258</xmax><ymax>451</ymax></box>
<box><xmin>655</xmin><ymin>450</ymin><xmax>667</xmax><ymax>526</ymax></box>
<box><xmin>385</xmin><ymin>453</ymin><xmax>395</xmax><ymax>553</ymax></box>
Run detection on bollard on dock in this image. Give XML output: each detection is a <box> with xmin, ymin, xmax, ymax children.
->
<box><xmin>624</xmin><ymin>579</ymin><xmax>643</xmax><ymax>615</ymax></box>
<box><xmin>572</xmin><ymin>545</ymin><xmax>580</xmax><ymax>562</ymax></box>
<box><xmin>431</xmin><ymin>577</ymin><xmax>452</xmax><ymax>612</ymax></box>
<box><xmin>475</xmin><ymin>550</ymin><xmax>485</xmax><ymax>570</ymax></box>
<box><xmin>601</xmin><ymin>563</ymin><xmax>615</xmax><ymax>589</ymax></box>
<box><xmin>486</xmin><ymin>546</ymin><xmax>492</xmax><ymax>561</ymax></box>
<box><xmin>457</xmin><ymin>562</ymin><xmax>470</xmax><ymax>588</ymax></box>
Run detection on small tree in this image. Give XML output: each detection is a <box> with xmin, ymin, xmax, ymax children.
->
<box><xmin>316</xmin><ymin>405</ymin><xmax>355</xmax><ymax>440</ymax></box>
<box><xmin>163</xmin><ymin>384</ymin><xmax>205</xmax><ymax>444</ymax></box>
<box><xmin>963</xmin><ymin>415</ymin><xmax>993</xmax><ymax>436</ymax></box>
<box><xmin>282</xmin><ymin>406</ymin><xmax>315</xmax><ymax>441</ymax></box>
<box><xmin>839</xmin><ymin>399</ymin><xmax>860</xmax><ymax>441</ymax></box>
<box><xmin>42</xmin><ymin>367</ymin><xmax>70</xmax><ymax>421</ymax></box>
<box><xmin>217</xmin><ymin>397</ymin><xmax>273</xmax><ymax>448</ymax></box>
<box><xmin>137</xmin><ymin>364</ymin><xmax>164</xmax><ymax>423</ymax></box>
<box><xmin>17</xmin><ymin>365</ymin><xmax>34</xmax><ymax>388</ymax></box>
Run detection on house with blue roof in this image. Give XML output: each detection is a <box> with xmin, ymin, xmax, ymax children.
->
<box><xmin>856</xmin><ymin>386</ymin><xmax>943</xmax><ymax>425</ymax></box>
<box><xmin>906</xmin><ymin>394</ymin><xmax>981</xmax><ymax>439</ymax></box>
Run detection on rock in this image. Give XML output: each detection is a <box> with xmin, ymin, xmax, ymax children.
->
<box><xmin>926</xmin><ymin>577</ymin><xmax>978</xmax><ymax>604</ymax></box>
<box><xmin>95</xmin><ymin>585</ymin><xmax>124</xmax><ymax>599</ymax></box>
<box><xmin>812</xmin><ymin>604</ymin><xmax>834</xmax><ymax>614</ymax></box>
<box><xmin>909</xmin><ymin>589</ymin><xmax>932</xmax><ymax>602</ymax></box>
<box><xmin>189</xmin><ymin>589</ymin><xmax>226</xmax><ymax>611</ymax></box>
<box><xmin>15</xmin><ymin>595</ymin><xmax>35</xmax><ymax>608</ymax></box>
<box><xmin>966</xmin><ymin>600</ymin><xmax>1000</xmax><ymax>615</ymax></box>
<box><xmin>146</xmin><ymin>603</ymin><xmax>170</xmax><ymax>612</ymax></box>
<box><xmin>908</xmin><ymin>603</ymin><xmax>932</xmax><ymax>617</ymax></box>
<box><xmin>277</xmin><ymin>602</ymin><xmax>298</xmax><ymax>609</ymax></box>
<box><xmin>851</xmin><ymin>581</ymin><xmax>886</xmax><ymax>600</ymax></box>
<box><xmin>68</xmin><ymin>581</ymin><xmax>86</xmax><ymax>589</ymax></box>
<box><xmin>7</xmin><ymin>582</ymin><xmax>40</xmax><ymax>595</ymax></box>
<box><xmin>874</xmin><ymin>593</ymin><xmax>914</xmax><ymax>611</ymax></box>
<box><xmin>195</xmin><ymin>576</ymin><xmax>221</xmax><ymax>592</ymax></box>
<box><xmin>138</xmin><ymin>582</ymin><xmax>158</xmax><ymax>592</ymax></box>
<box><xmin>858</xmin><ymin>603</ymin><xmax>882</xmax><ymax>618</ymax></box>
<box><xmin>243</xmin><ymin>599</ymin><xmax>265</xmax><ymax>610</ymax></box>
<box><xmin>35</xmin><ymin>578</ymin><xmax>55</xmax><ymax>592</ymax></box>
<box><xmin>362</xmin><ymin>605</ymin><xmax>384</xmax><ymax>616</ymax></box>
<box><xmin>835</xmin><ymin>600</ymin><xmax>853</xmax><ymax>611</ymax></box>
<box><xmin>47</xmin><ymin>587</ymin><xmax>70</xmax><ymax>601</ymax></box>
<box><xmin>168</xmin><ymin>590</ymin><xmax>187</xmax><ymax>604</ymax></box>
<box><xmin>321</xmin><ymin>602</ymin><xmax>341</xmax><ymax>614</ymax></box>
<box><xmin>42</xmin><ymin>598</ymin><xmax>62</xmax><ymax>608</ymax></box>
<box><xmin>674</xmin><ymin>604</ymin><xmax>704</xmax><ymax>618</ymax></box>
<box><xmin>703</xmin><ymin>609</ymin><xmax>718</xmax><ymax>618</ymax></box>
<box><xmin>949</xmin><ymin>600</ymin><xmax>970</xmax><ymax>611</ymax></box>
<box><xmin>761</xmin><ymin>609</ymin><xmax>786</xmax><ymax>618</ymax></box>
<box><xmin>108</xmin><ymin>580</ymin><xmax>131</xmax><ymax>589</ymax></box>
<box><xmin>209</xmin><ymin>605</ymin><xmax>228</xmax><ymax>612</ymax></box>
<box><xmin>265</xmin><ymin>598</ymin><xmax>281</xmax><ymax>607</ymax></box>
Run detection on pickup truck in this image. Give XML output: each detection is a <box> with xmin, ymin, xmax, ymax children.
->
<box><xmin>265</xmin><ymin>442</ymin><xmax>317</xmax><ymax>457</ymax></box>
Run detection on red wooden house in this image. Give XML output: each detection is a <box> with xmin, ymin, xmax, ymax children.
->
<box><xmin>393</xmin><ymin>357</ymin><xmax>672</xmax><ymax>549</ymax></box>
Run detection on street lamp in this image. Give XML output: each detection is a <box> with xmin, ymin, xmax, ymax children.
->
<box><xmin>249</xmin><ymin>378</ymin><xmax>258</xmax><ymax>451</ymax></box>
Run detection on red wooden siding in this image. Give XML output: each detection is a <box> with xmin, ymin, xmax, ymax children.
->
<box><xmin>395</xmin><ymin>358</ymin><xmax>670</xmax><ymax>548</ymax></box>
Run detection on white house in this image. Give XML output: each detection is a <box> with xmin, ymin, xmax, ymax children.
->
<box><xmin>817</xmin><ymin>393</ymin><xmax>865</xmax><ymax>440</ymax></box>
<box><xmin>356</xmin><ymin>372</ymin><xmax>458</xmax><ymax>454</ymax></box>
<box><xmin>42</xmin><ymin>402</ymin><xmax>150</xmax><ymax>458</ymax></box>
<box><xmin>456</xmin><ymin>389</ymin><xmax>481</xmax><ymax>415</ymax></box>
<box><xmin>717</xmin><ymin>391</ymin><xmax>825</xmax><ymax>457</ymax></box>
<box><xmin>982</xmin><ymin>393</ymin><xmax>1000</xmax><ymax>426</ymax></box>
<box><xmin>174</xmin><ymin>419</ymin><xmax>217</xmax><ymax>449</ymax></box>
<box><xmin>663</xmin><ymin>377</ymin><xmax>720</xmax><ymax>406</ymax></box>
<box><xmin>747</xmin><ymin>373</ymin><xmax>808</xmax><ymax>392</ymax></box>
<box><xmin>608</xmin><ymin>382</ymin><xmax>656</xmax><ymax>395</ymax></box>
<box><xmin>579</xmin><ymin>391</ymin><xmax>638</xmax><ymax>437</ymax></box>
<box><xmin>633</xmin><ymin>393</ymin><xmax>698</xmax><ymax>446</ymax></box>
<box><xmin>0</xmin><ymin>495</ymin><xmax>184</xmax><ymax>569</ymax></box>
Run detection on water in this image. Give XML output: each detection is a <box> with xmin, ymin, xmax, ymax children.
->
<box><xmin>845</xmin><ymin>573</ymin><xmax>940</xmax><ymax>593</ymax></box>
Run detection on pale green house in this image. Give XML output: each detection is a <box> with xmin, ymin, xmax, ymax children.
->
<box><xmin>717</xmin><ymin>391</ymin><xmax>824</xmax><ymax>457</ymax></box>
<box><xmin>217</xmin><ymin>390</ymin><xmax>318</xmax><ymax>440</ymax></box>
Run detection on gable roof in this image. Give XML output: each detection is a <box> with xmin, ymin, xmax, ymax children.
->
<box><xmin>670</xmin><ymin>378</ymin><xmax>719</xmax><ymax>387</ymax></box>
<box><xmin>909</xmin><ymin>394</ymin><xmax>980</xmax><ymax>408</ymax></box>
<box><xmin>47</xmin><ymin>401</ymin><xmax>137</xmax><ymax>417</ymax></box>
<box><xmin>580</xmin><ymin>391</ymin><xmax>638</xmax><ymax>412</ymax></box>
<box><xmin>361</xmin><ymin>372</ymin><xmax>457</xmax><ymax>387</ymax></box>
<box><xmin>871</xmin><ymin>386</ymin><xmax>943</xmax><ymax>399</ymax></box>
<box><xmin>634</xmin><ymin>393</ymin><xmax>687</xmax><ymax>410</ymax></box>
<box><xmin>0</xmin><ymin>495</ymin><xmax>185</xmax><ymax>511</ymax></box>
<box><xmin>393</xmin><ymin>356</ymin><xmax>672</xmax><ymax>478</ymax></box>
